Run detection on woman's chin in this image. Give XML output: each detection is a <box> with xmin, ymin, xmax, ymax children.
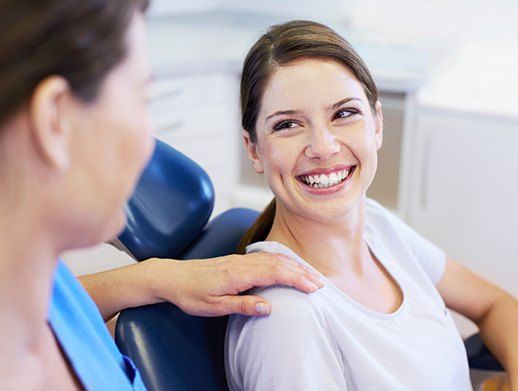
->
<box><xmin>109</xmin><ymin>208</ymin><xmax>128</xmax><ymax>237</ymax></box>
<box><xmin>84</xmin><ymin>209</ymin><xmax>127</xmax><ymax>249</ymax></box>
<box><xmin>289</xmin><ymin>186</ymin><xmax>363</xmax><ymax>223</ymax></box>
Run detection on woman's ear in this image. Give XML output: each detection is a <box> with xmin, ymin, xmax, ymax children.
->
<box><xmin>242</xmin><ymin>130</ymin><xmax>264</xmax><ymax>174</ymax></box>
<box><xmin>28</xmin><ymin>75</ymin><xmax>72</xmax><ymax>171</ymax></box>
<box><xmin>374</xmin><ymin>101</ymin><xmax>383</xmax><ymax>150</ymax></box>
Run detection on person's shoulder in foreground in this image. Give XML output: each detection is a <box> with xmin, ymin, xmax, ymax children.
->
<box><xmin>225</xmin><ymin>279</ymin><xmax>348</xmax><ymax>391</ymax></box>
<box><xmin>225</xmin><ymin>241</ymin><xmax>347</xmax><ymax>391</ymax></box>
<box><xmin>49</xmin><ymin>261</ymin><xmax>147</xmax><ymax>390</ymax></box>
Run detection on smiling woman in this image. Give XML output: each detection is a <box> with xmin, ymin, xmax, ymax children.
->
<box><xmin>238</xmin><ymin>20</ymin><xmax>381</xmax><ymax>252</ymax></box>
<box><xmin>226</xmin><ymin>20</ymin><xmax>518</xmax><ymax>391</ymax></box>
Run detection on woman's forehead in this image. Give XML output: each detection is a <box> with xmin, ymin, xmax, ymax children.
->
<box><xmin>260</xmin><ymin>58</ymin><xmax>367</xmax><ymax>113</ymax></box>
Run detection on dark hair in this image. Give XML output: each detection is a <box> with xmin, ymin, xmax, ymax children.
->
<box><xmin>238</xmin><ymin>20</ymin><xmax>379</xmax><ymax>253</ymax></box>
<box><xmin>0</xmin><ymin>0</ymin><xmax>149</xmax><ymax>125</ymax></box>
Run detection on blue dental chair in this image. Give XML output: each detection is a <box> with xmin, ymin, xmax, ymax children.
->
<box><xmin>114</xmin><ymin>140</ymin><xmax>503</xmax><ymax>391</ymax></box>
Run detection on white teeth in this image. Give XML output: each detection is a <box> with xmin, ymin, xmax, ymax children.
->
<box><xmin>320</xmin><ymin>174</ymin><xmax>329</xmax><ymax>186</ymax></box>
<box><xmin>299</xmin><ymin>168</ymin><xmax>352</xmax><ymax>189</ymax></box>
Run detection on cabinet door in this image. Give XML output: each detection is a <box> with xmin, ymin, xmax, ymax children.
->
<box><xmin>151</xmin><ymin>71</ymin><xmax>240</xmax><ymax>216</ymax></box>
<box><xmin>408</xmin><ymin>110</ymin><xmax>518</xmax><ymax>296</ymax></box>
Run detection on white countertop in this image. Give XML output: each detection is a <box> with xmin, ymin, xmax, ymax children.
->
<box><xmin>146</xmin><ymin>11</ymin><xmax>435</xmax><ymax>93</ymax></box>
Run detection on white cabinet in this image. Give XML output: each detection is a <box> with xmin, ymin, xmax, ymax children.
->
<box><xmin>407</xmin><ymin>108</ymin><xmax>518</xmax><ymax>297</ymax></box>
<box><xmin>150</xmin><ymin>69</ymin><xmax>241</xmax><ymax>216</ymax></box>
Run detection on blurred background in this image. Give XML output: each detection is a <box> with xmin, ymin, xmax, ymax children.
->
<box><xmin>63</xmin><ymin>0</ymin><xmax>518</xmax><ymax>340</ymax></box>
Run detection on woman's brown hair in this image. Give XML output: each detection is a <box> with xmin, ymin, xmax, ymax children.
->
<box><xmin>0</xmin><ymin>0</ymin><xmax>149</xmax><ymax>125</ymax></box>
<box><xmin>238</xmin><ymin>20</ymin><xmax>379</xmax><ymax>253</ymax></box>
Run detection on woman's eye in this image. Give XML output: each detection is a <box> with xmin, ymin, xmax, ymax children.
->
<box><xmin>273</xmin><ymin>120</ymin><xmax>299</xmax><ymax>132</ymax></box>
<box><xmin>333</xmin><ymin>108</ymin><xmax>360</xmax><ymax>120</ymax></box>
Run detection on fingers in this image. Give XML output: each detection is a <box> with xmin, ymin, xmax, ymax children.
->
<box><xmin>221</xmin><ymin>295</ymin><xmax>272</xmax><ymax>316</ymax></box>
<box><xmin>239</xmin><ymin>252</ymin><xmax>325</xmax><ymax>293</ymax></box>
<box><xmin>272</xmin><ymin>264</ymin><xmax>323</xmax><ymax>293</ymax></box>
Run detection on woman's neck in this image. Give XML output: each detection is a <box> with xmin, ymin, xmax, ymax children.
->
<box><xmin>266</xmin><ymin>198</ymin><xmax>369</xmax><ymax>277</ymax></box>
<box><xmin>0</xmin><ymin>207</ymin><xmax>59</xmax><ymax>367</ymax></box>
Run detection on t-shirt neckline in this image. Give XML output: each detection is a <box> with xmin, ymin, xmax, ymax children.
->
<box><xmin>246</xmin><ymin>237</ymin><xmax>407</xmax><ymax>320</ymax></box>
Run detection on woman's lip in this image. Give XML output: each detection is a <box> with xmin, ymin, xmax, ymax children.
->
<box><xmin>296</xmin><ymin>166</ymin><xmax>356</xmax><ymax>195</ymax></box>
<box><xmin>296</xmin><ymin>165</ymin><xmax>355</xmax><ymax>177</ymax></box>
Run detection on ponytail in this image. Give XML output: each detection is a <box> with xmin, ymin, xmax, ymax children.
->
<box><xmin>237</xmin><ymin>199</ymin><xmax>276</xmax><ymax>254</ymax></box>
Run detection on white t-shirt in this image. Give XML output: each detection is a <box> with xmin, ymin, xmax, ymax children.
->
<box><xmin>225</xmin><ymin>198</ymin><xmax>472</xmax><ymax>391</ymax></box>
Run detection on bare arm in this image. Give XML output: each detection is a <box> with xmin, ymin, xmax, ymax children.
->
<box><xmin>436</xmin><ymin>259</ymin><xmax>518</xmax><ymax>390</ymax></box>
<box><xmin>79</xmin><ymin>252</ymin><xmax>324</xmax><ymax>321</ymax></box>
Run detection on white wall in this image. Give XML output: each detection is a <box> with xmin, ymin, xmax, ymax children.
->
<box><xmin>335</xmin><ymin>0</ymin><xmax>518</xmax><ymax>45</ymax></box>
<box><xmin>149</xmin><ymin>0</ymin><xmax>518</xmax><ymax>51</ymax></box>
<box><xmin>219</xmin><ymin>0</ymin><xmax>518</xmax><ymax>47</ymax></box>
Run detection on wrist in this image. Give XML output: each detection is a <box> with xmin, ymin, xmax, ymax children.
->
<box><xmin>139</xmin><ymin>257</ymin><xmax>182</xmax><ymax>306</ymax></box>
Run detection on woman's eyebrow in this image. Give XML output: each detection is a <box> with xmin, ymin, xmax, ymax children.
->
<box><xmin>265</xmin><ymin>109</ymin><xmax>300</xmax><ymax>122</ymax></box>
<box><xmin>329</xmin><ymin>97</ymin><xmax>362</xmax><ymax>109</ymax></box>
<box><xmin>265</xmin><ymin>97</ymin><xmax>363</xmax><ymax>122</ymax></box>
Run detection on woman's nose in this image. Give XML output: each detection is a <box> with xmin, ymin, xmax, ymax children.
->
<box><xmin>305</xmin><ymin>127</ymin><xmax>341</xmax><ymax>160</ymax></box>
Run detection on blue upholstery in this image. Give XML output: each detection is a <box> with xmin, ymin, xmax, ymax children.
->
<box><xmin>116</xmin><ymin>208</ymin><xmax>259</xmax><ymax>391</ymax></box>
<box><xmin>115</xmin><ymin>139</ymin><xmax>503</xmax><ymax>391</ymax></box>
<box><xmin>115</xmin><ymin>139</ymin><xmax>259</xmax><ymax>390</ymax></box>
<box><xmin>118</xmin><ymin>140</ymin><xmax>215</xmax><ymax>261</ymax></box>
<box><xmin>464</xmin><ymin>333</ymin><xmax>503</xmax><ymax>371</ymax></box>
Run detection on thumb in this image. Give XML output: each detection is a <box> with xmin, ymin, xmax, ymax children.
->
<box><xmin>224</xmin><ymin>295</ymin><xmax>272</xmax><ymax>316</ymax></box>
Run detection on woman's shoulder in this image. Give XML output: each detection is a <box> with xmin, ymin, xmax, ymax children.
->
<box><xmin>226</xmin><ymin>284</ymin><xmax>329</xmax><ymax>346</ymax></box>
<box><xmin>225</xmin><ymin>286</ymin><xmax>343</xmax><ymax>391</ymax></box>
<box><xmin>235</xmin><ymin>285</ymin><xmax>324</xmax><ymax>325</ymax></box>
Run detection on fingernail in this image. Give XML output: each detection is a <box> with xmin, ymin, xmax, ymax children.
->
<box><xmin>315</xmin><ymin>278</ymin><xmax>325</xmax><ymax>288</ymax></box>
<box><xmin>306</xmin><ymin>281</ymin><xmax>319</xmax><ymax>291</ymax></box>
<box><xmin>255</xmin><ymin>303</ymin><xmax>270</xmax><ymax>315</ymax></box>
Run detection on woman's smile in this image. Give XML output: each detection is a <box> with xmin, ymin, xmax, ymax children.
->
<box><xmin>295</xmin><ymin>165</ymin><xmax>357</xmax><ymax>195</ymax></box>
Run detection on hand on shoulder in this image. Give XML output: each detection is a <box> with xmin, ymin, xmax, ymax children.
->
<box><xmin>145</xmin><ymin>252</ymin><xmax>324</xmax><ymax>317</ymax></box>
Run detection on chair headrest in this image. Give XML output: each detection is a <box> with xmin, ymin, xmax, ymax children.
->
<box><xmin>115</xmin><ymin>207</ymin><xmax>260</xmax><ymax>391</ymax></box>
<box><xmin>118</xmin><ymin>139</ymin><xmax>215</xmax><ymax>261</ymax></box>
<box><xmin>179</xmin><ymin>208</ymin><xmax>260</xmax><ymax>259</ymax></box>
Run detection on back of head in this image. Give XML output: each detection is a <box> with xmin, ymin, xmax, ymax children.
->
<box><xmin>0</xmin><ymin>0</ymin><xmax>149</xmax><ymax>126</ymax></box>
<box><xmin>237</xmin><ymin>20</ymin><xmax>378</xmax><ymax>253</ymax></box>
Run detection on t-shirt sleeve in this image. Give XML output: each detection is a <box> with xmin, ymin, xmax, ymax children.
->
<box><xmin>366</xmin><ymin>199</ymin><xmax>447</xmax><ymax>285</ymax></box>
<box><xmin>225</xmin><ymin>287</ymin><xmax>348</xmax><ymax>391</ymax></box>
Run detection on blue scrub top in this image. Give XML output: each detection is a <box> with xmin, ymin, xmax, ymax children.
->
<box><xmin>48</xmin><ymin>261</ymin><xmax>147</xmax><ymax>390</ymax></box>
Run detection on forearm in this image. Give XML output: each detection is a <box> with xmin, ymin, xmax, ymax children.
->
<box><xmin>477</xmin><ymin>293</ymin><xmax>518</xmax><ymax>387</ymax></box>
<box><xmin>79</xmin><ymin>258</ymin><xmax>165</xmax><ymax>321</ymax></box>
<box><xmin>78</xmin><ymin>252</ymin><xmax>322</xmax><ymax>321</ymax></box>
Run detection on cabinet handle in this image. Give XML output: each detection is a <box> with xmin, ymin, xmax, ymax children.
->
<box><xmin>420</xmin><ymin>132</ymin><xmax>432</xmax><ymax>209</ymax></box>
